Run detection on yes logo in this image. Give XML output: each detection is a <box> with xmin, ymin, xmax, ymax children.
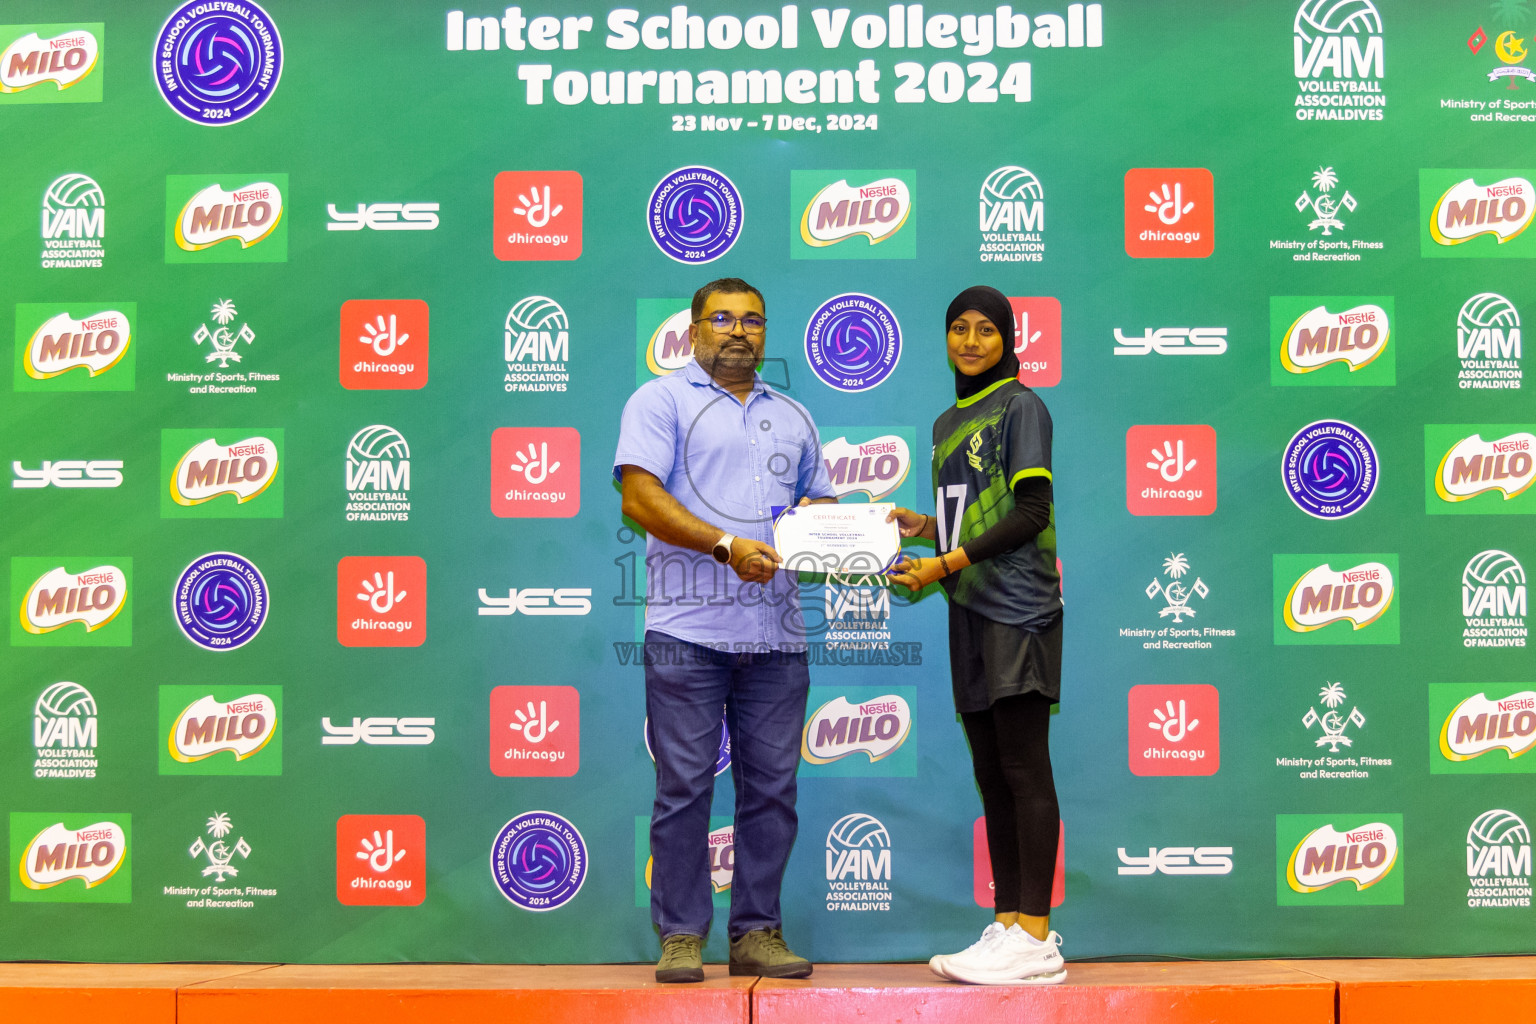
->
<box><xmin>1278</xmin><ymin>814</ymin><xmax>1403</xmax><ymax>906</ymax></box>
<box><xmin>336</xmin><ymin>815</ymin><xmax>425</xmax><ymax>906</ymax></box>
<box><xmin>10</xmin><ymin>814</ymin><xmax>130</xmax><ymax>902</ymax></box>
<box><xmin>12</xmin><ymin>558</ymin><xmax>131</xmax><ymax>647</ymax></box>
<box><xmin>166</xmin><ymin>174</ymin><xmax>288</xmax><ymax>263</ymax></box>
<box><xmin>340</xmin><ymin>300</ymin><xmax>429</xmax><ymax>390</ymax></box>
<box><xmin>14</xmin><ymin>304</ymin><xmax>135</xmax><ymax>392</ymax></box>
<box><xmin>490</xmin><ymin>685</ymin><xmax>579</xmax><ymax>777</ymax></box>
<box><xmin>1125</xmin><ymin>425</ymin><xmax>1217</xmax><ymax>515</ymax></box>
<box><xmin>159</xmin><ymin>686</ymin><xmax>282</xmax><ymax>776</ymax></box>
<box><xmin>1421</xmin><ymin>170</ymin><xmax>1536</xmax><ymax>258</ymax></box>
<box><xmin>792</xmin><ymin>171</ymin><xmax>916</xmax><ymax>259</ymax></box>
<box><xmin>162</xmin><ymin>430</ymin><xmax>282</xmax><ymax>517</ymax></box>
<box><xmin>1128</xmin><ymin>684</ymin><xmax>1220</xmax><ymax>776</ymax></box>
<box><xmin>1124</xmin><ymin>168</ymin><xmax>1214</xmax><ymax>258</ymax></box>
<box><xmin>1272</xmin><ymin>297</ymin><xmax>1394</xmax><ymax>384</ymax></box>
<box><xmin>1010</xmin><ymin>296</ymin><xmax>1061</xmax><ymax>387</ymax></box>
<box><xmin>493</xmin><ymin>170</ymin><xmax>582</xmax><ymax>260</ymax></box>
<box><xmin>1429</xmin><ymin>426</ymin><xmax>1536</xmax><ymax>511</ymax></box>
<box><xmin>1432</xmin><ymin>686</ymin><xmax>1536</xmax><ymax>773</ymax></box>
<box><xmin>337</xmin><ymin>556</ymin><xmax>426</xmax><ymax>647</ymax></box>
<box><xmin>1274</xmin><ymin>554</ymin><xmax>1399</xmax><ymax>645</ymax></box>
<box><xmin>491</xmin><ymin>427</ymin><xmax>580</xmax><ymax>518</ymax></box>
<box><xmin>0</xmin><ymin>26</ymin><xmax>103</xmax><ymax>101</ymax></box>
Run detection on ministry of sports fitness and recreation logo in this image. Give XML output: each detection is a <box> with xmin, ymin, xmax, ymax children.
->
<box><xmin>1429</xmin><ymin>426</ymin><xmax>1536</xmax><ymax>512</ymax></box>
<box><xmin>0</xmin><ymin>25</ymin><xmax>102</xmax><ymax>102</ymax></box>
<box><xmin>170</xmin><ymin>811</ymin><xmax>278</xmax><ymax>909</ymax></box>
<box><xmin>1468</xmin><ymin>9</ymin><xmax>1536</xmax><ymax>91</ymax></box>
<box><xmin>801</xmin><ymin>689</ymin><xmax>915</xmax><ymax>776</ymax></box>
<box><xmin>337</xmin><ymin>555</ymin><xmax>426</xmax><ymax>648</ymax></box>
<box><xmin>39</xmin><ymin>173</ymin><xmax>104</xmax><ymax>269</ymax></box>
<box><xmin>791</xmin><ymin>170</ymin><xmax>915</xmax><ymax>260</ymax></box>
<box><xmin>1466</xmin><ymin>809</ymin><xmax>1532</xmax><ymax>908</ymax></box>
<box><xmin>503</xmin><ymin>296</ymin><xmax>570</xmax><ymax>393</ymax></box>
<box><xmin>648</xmin><ymin>165</ymin><xmax>743</xmax><ymax>264</ymax></box>
<box><xmin>1128</xmin><ymin>684</ymin><xmax>1220</xmax><ymax>777</ymax></box>
<box><xmin>1277</xmin><ymin>814</ymin><xmax>1402</xmax><ymax>906</ymax></box>
<box><xmin>154</xmin><ymin>1</ymin><xmax>281</xmax><ymax>125</ymax></box>
<box><xmin>33</xmin><ymin>681</ymin><xmax>98</xmax><ymax>780</ymax></box>
<box><xmin>1421</xmin><ymin>170</ymin><xmax>1536</xmax><ymax>258</ymax></box>
<box><xmin>10</xmin><ymin>813</ymin><xmax>130</xmax><ymax>903</ymax></box>
<box><xmin>1282</xmin><ymin>420</ymin><xmax>1378</xmax><ymax>518</ymax></box>
<box><xmin>493</xmin><ymin>171</ymin><xmax>582</xmax><ymax>260</ymax></box>
<box><xmin>173</xmin><ymin>552</ymin><xmax>268</xmax><ymax>651</ymax></box>
<box><xmin>1123</xmin><ymin>552</ymin><xmax>1237</xmax><ymax>650</ymax></box>
<box><xmin>341</xmin><ymin>300</ymin><xmax>429</xmax><ymax>390</ymax></box>
<box><xmin>162</xmin><ymin>430</ymin><xmax>282</xmax><ymax>518</ymax></box>
<box><xmin>1271</xmin><ymin>297</ymin><xmax>1393</xmax><ymax>385</ymax></box>
<box><xmin>1291</xmin><ymin>0</ymin><xmax>1386</xmax><ymax>122</ymax></box>
<box><xmin>490</xmin><ymin>811</ymin><xmax>587</xmax><ymax>911</ymax></box>
<box><xmin>1457</xmin><ymin>292</ymin><xmax>1523</xmax><ymax>390</ymax></box>
<box><xmin>1274</xmin><ymin>554</ymin><xmax>1399</xmax><ymax>645</ymax></box>
<box><xmin>13</xmin><ymin>559</ymin><xmax>131</xmax><ymax>647</ymax></box>
<box><xmin>166</xmin><ymin>174</ymin><xmax>288</xmax><ymax>263</ymax></box>
<box><xmin>979</xmin><ymin>165</ymin><xmax>1045</xmax><ymax>263</ymax></box>
<box><xmin>1463</xmin><ymin>549</ymin><xmax>1528</xmax><ymax>648</ymax></box>
<box><xmin>1123</xmin><ymin>168</ymin><xmax>1214</xmax><ymax>259</ymax></box>
<box><xmin>1432</xmin><ymin>685</ymin><xmax>1536</xmax><ymax>774</ymax></box>
<box><xmin>825</xmin><ymin>812</ymin><xmax>892</xmax><ymax>912</ymax></box>
<box><xmin>490</xmin><ymin>685</ymin><xmax>580</xmax><ymax>777</ymax></box>
<box><xmin>1278</xmin><ymin>681</ymin><xmax>1390</xmax><ymax>780</ymax></box>
<box><xmin>176</xmin><ymin>300</ymin><xmax>281</xmax><ymax>395</ymax></box>
<box><xmin>159</xmin><ymin>686</ymin><xmax>281</xmax><ymax>776</ymax></box>
<box><xmin>1271</xmin><ymin>166</ymin><xmax>1385</xmax><ymax>260</ymax></box>
<box><xmin>346</xmin><ymin>425</ymin><xmax>412</xmax><ymax>522</ymax></box>
<box><xmin>15</xmin><ymin>304</ymin><xmax>134</xmax><ymax>392</ymax></box>
<box><xmin>805</xmin><ymin>293</ymin><xmax>900</xmax><ymax>392</ymax></box>
<box><xmin>337</xmin><ymin>814</ymin><xmax>426</xmax><ymax>907</ymax></box>
<box><xmin>635</xmin><ymin>298</ymin><xmax>693</xmax><ymax>383</ymax></box>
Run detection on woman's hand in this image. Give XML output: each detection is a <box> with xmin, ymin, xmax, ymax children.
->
<box><xmin>886</xmin><ymin>506</ymin><xmax>936</xmax><ymax>540</ymax></box>
<box><xmin>886</xmin><ymin>556</ymin><xmax>948</xmax><ymax>593</ymax></box>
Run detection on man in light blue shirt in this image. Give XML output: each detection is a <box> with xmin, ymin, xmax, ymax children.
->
<box><xmin>614</xmin><ymin>277</ymin><xmax>835</xmax><ymax>983</ymax></box>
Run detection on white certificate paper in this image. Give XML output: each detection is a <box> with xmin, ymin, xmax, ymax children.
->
<box><xmin>772</xmin><ymin>502</ymin><xmax>901</xmax><ymax>575</ymax></box>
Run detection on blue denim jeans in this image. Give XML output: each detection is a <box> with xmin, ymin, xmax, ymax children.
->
<box><xmin>644</xmin><ymin>631</ymin><xmax>810</xmax><ymax>940</ymax></box>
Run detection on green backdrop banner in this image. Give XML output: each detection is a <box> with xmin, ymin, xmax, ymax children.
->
<box><xmin>3</xmin><ymin>0</ymin><xmax>1535</xmax><ymax>962</ymax></box>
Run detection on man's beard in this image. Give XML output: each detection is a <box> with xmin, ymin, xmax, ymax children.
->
<box><xmin>706</xmin><ymin>341</ymin><xmax>759</xmax><ymax>378</ymax></box>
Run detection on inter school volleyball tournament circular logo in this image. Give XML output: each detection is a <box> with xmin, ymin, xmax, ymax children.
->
<box><xmin>490</xmin><ymin>812</ymin><xmax>587</xmax><ymax>911</ymax></box>
<box><xmin>1282</xmin><ymin>420</ymin><xmax>1378</xmax><ymax>519</ymax></box>
<box><xmin>154</xmin><ymin>1</ymin><xmax>283</xmax><ymax>125</ymax></box>
<box><xmin>805</xmin><ymin>294</ymin><xmax>902</xmax><ymax>392</ymax></box>
<box><xmin>174</xmin><ymin>552</ymin><xmax>268</xmax><ymax>650</ymax></box>
<box><xmin>647</xmin><ymin>166</ymin><xmax>743</xmax><ymax>263</ymax></box>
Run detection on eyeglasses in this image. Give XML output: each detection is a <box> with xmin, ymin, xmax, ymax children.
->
<box><xmin>695</xmin><ymin>313</ymin><xmax>767</xmax><ymax>334</ymax></box>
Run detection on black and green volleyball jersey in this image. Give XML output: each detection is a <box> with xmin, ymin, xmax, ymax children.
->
<box><xmin>931</xmin><ymin>379</ymin><xmax>1062</xmax><ymax>629</ymax></box>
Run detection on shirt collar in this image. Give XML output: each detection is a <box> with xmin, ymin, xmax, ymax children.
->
<box><xmin>682</xmin><ymin>356</ymin><xmax>772</xmax><ymax>399</ymax></box>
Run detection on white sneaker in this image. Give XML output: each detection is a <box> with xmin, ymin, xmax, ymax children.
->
<box><xmin>943</xmin><ymin>926</ymin><xmax>1066</xmax><ymax>986</ymax></box>
<box><xmin>928</xmin><ymin>921</ymin><xmax>1008</xmax><ymax>980</ymax></box>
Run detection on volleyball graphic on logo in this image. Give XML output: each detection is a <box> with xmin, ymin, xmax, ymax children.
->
<box><xmin>827</xmin><ymin>812</ymin><xmax>890</xmax><ymax>851</ymax></box>
<box><xmin>1459</xmin><ymin>293</ymin><xmax>1520</xmax><ymax>334</ymax></box>
<box><xmin>506</xmin><ymin>296</ymin><xmax>568</xmax><ymax>335</ymax></box>
<box><xmin>1464</xmin><ymin>550</ymin><xmax>1525</xmax><ymax>589</ymax></box>
<box><xmin>44</xmin><ymin>173</ymin><xmax>103</xmax><ymax>212</ymax></box>
<box><xmin>980</xmin><ymin>166</ymin><xmax>1043</xmax><ymax>205</ymax></box>
<box><xmin>173</xmin><ymin>552</ymin><xmax>268</xmax><ymax>651</ymax></box>
<box><xmin>348</xmin><ymin>425</ymin><xmax>410</xmax><ymax>464</ymax></box>
<box><xmin>490</xmin><ymin>812</ymin><xmax>587</xmax><ymax>911</ymax></box>
<box><xmin>647</xmin><ymin>166</ymin><xmax>744</xmax><ymax>264</ymax></box>
<box><xmin>1469</xmin><ymin>809</ymin><xmax>1530</xmax><ymax>848</ymax></box>
<box><xmin>1293</xmin><ymin>0</ymin><xmax>1381</xmax><ymax>41</ymax></box>
<box><xmin>36</xmin><ymin>681</ymin><xmax>96</xmax><ymax>719</ymax></box>
<box><xmin>1281</xmin><ymin>420</ymin><xmax>1378</xmax><ymax>520</ymax></box>
<box><xmin>154</xmin><ymin>0</ymin><xmax>284</xmax><ymax>125</ymax></box>
<box><xmin>804</xmin><ymin>293</ymin><xmax>902</xmax><ymax>393</ymax></box>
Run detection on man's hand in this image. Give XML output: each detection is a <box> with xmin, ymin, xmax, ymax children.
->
<box><xmin>729</xmin><ymin>538</ymin><xmax>782</xmax><ymax>584</ymax></box>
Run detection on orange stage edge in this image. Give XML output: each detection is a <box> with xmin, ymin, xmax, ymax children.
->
<box><xmin>4</xmin><ymin>959</ymin><xmax>1536</xmax><ymax>1024</ymax></box>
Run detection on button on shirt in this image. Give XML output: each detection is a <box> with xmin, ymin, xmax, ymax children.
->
<box><xmin>614</xmin><ymin>358</ymin><xmax>835</xmax><ymax>650</ymax></box>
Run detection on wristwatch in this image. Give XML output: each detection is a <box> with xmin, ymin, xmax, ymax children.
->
<box><xmin>711</xmin><ymin>534</ymin><xmax>736</xmax><ymax>564</ymax></box>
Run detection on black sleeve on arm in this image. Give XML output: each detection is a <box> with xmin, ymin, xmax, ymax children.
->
<box><xmin>959</xmin><ymin>476</ymin><xmax>1051</xmax><ymax>565</ymax></box>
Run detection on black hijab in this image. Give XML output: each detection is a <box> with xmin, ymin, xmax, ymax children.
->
<box><xmin>946</xmin><ymin>285</ymin><xmax>1019</xmax><ymax>400</ymax></box>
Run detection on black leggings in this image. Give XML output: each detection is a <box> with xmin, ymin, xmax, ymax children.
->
<box><xmin>960</xmin><ymin>692</ymin><xmax>1058</xmax><ymax>916</ymax></box>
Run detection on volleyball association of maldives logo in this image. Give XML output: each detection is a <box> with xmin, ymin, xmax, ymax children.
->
<box><xmin>490</xmin><ymin>811</ymin><xmax>587</xmax><ymax>911</ymax></box>
<box><xmin>1282</xmin><ymin>420</ymin><xmax>1377</xmax><ymax>519</ymax></box>
<box><xmin>154</xmin><ymin>0</ymin><xmax>282</xmax><ymax>125</ymax></box>
<box><xmin>648</xmin><ymin>166</ymin><xmax>743</xmax><ymax>264</ymax></box>
<box><xmin>805</xmin><ymin>293</ymin><xmax>901</xmax><ymax>392</ymax></box>
<box><xmin>173</xmin><ymin>552</ymin><xmax>267</xmax><ymax>651</ymax></box>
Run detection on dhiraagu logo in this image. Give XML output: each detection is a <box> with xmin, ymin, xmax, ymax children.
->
<box><xmin>11</xmin><ymin>812</ymin><xmax>130</xmax><ymax>902</ymax></box>
<box><xmin>791</xmin><ymin>170</ymin><xmax>916</xmax><ymax>260</ymax></box>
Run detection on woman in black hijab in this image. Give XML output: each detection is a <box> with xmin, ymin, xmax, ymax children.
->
<box><xmin>887</xmin><ymin>285</ymin><xmax>1066</xmax><ymax>985</ymax></box>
